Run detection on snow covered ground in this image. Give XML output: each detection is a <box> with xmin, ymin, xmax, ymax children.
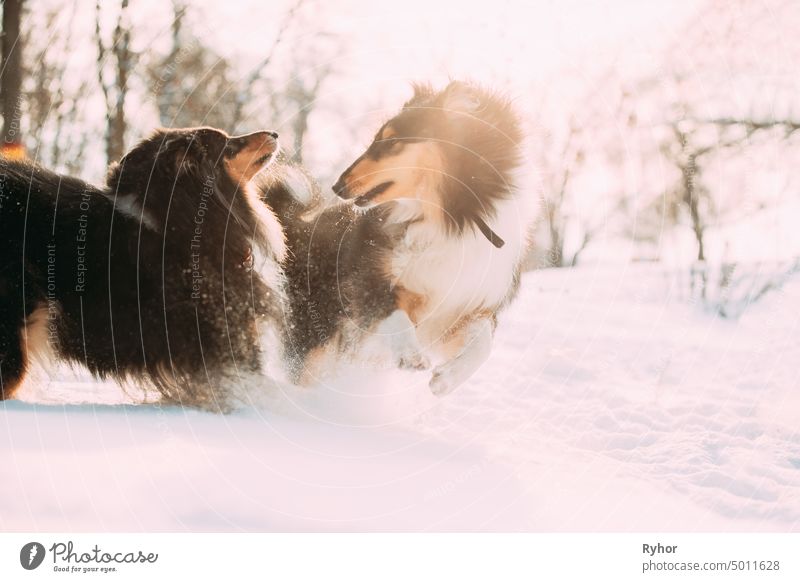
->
<box><xmin>2</xmin><ymin>264</ymin><xmax>798</xmax><ymax>532</ymax></box>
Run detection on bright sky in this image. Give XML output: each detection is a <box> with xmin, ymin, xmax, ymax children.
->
<box><xmin>196</xmin><ymin>0</ymin><xmax>699</xmax><ymax>81</ymax></box>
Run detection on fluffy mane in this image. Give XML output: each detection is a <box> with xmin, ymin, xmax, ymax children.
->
<box><xmin>398</xmin><ymin>80</ymin><xmax>525</xmax><ymax>234</ymax></box>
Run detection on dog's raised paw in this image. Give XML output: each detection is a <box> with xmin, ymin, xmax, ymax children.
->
<box><xmin>429</xmin><ymin>366</ymin><xmax>458</xmax><ymax>396</ymax></box>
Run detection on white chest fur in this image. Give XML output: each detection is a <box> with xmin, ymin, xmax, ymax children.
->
<box><xmin>388</xmin><ymin>198</ymin><xmax>529</xmax><ymax>346</ymax></box>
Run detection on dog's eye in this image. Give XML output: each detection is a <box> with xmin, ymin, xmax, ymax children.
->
<box><xmin>366</xmin><ymin>137</ymin><xmax>402</xmax><ymax>159</ymax></box>
<box><xmin>382</xmin><ymin>138</ymin><xmax>403</xmax><ymax>152</ymax></box>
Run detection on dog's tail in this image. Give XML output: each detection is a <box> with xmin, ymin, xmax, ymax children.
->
<box><xmin>256</xmin><ymin>162</ymin><xmax>325</xmax><ymax>228</ymax></box>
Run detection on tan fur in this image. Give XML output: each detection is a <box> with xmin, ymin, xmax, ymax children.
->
<box><xmin>244</xmin><ymin>181</ymin><xmax>287</xmax><ymax>264</ymax></box>
<box><xmin>3</xmin><ymin>306</ymin><xmax>56</xmax><ymax>397</ymax></box>
<box><xmin>224</xmin><ymin>134</ymin><xmax>278</xmax><ymax>187</ymax></box>
<box><xmin>437</xmin><ymin>324</ymin><xmax>469</xmax><ymax>363</ymax></box>
<box><xmin>436</xmin><ymin>310</ymin><xmax>494</xmax><ymax>359</ymax></box>
<box><xmin>395</xmin><ymin>287</ymin><xmax>427</xmax><ymax>325</ymax></box>
<box><xmin>343</xmin><ymin>141</ymin><xmax>446</xmax><ymax>218</ymax></box>
<box><xmin>0</xmin><ymin>345</ymin><xmax>25</xmax><ymax>398</ymax></box>
<box><xmin>23</xmin><ymin>306</ymin><xmax>56</xmax><ymax>368</ymax></box>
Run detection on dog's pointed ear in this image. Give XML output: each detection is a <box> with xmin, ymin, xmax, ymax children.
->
<box><xmin>441</xmin><ymin>81</ymin><xmax>483</xmax><ymax>115</ymax></box>
<box><xmin>404</xmin><ymin>82</ymin><xmax>434</xmax><ymax>107</ymax></box>
<box><xmin>158</xmin><ymin>136</ymin><xmax>200</xmax><ymax>176</ymax></box>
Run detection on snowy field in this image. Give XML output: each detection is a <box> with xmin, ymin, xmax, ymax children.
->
<box><xmin>1</xmin><ymin>264</ymin><xmax>798</xmax><ymax>532</ymax></box>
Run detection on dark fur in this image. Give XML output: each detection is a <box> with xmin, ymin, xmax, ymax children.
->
<box><xmin>261</xmin><ymin>81</ymin><xmax>526</xmax><ymax>384</ymax></box>
<box><xmin>260</xmin><ymin>169</ymin><xmax>398</xmax><ymax>376</ymax></box>
<box><xmin>0</xmin><ymin>127</ymin><xmax>282</xmax><ymax>410</ymax></box>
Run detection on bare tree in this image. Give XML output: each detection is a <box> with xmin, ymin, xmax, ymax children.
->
<box><xmin>146</xmin><ymin>3</ymin><xmax>240</xmax><ymax>130</ymax></box>
<box><xmin>95</xmin><ymin>0</ymin><xmax>133</xmax><ymax>166</ymax></box>
<box><xmin>633</xmin><ymin>0</ymin><xmax>800</xmax><ymax>264</ymax></box>
<box><xmin>146</xmin><ymin>0</ymin><xmax>334</xmax><ymax>163</ymax></box>
<box><xmin>656</xmin><ymin>114</ymin><xmax>800</xmax><ymax>263</ymax></box>
<box><xmin>153</xmin><ymin>0</ymin><xmax>185</xmax><ymax>126</ymax></box>
<box><xmin>661</xmin><ymin>123</ymin><xmax>714</xmax><ymax>262</ymax></box>
<box><xmin>533</xmin><ymin>118</ymin><xmax>583</xmax><ymax>268</ymax></box>
<box><xmin>1</xmin><ymin>0</ymin><xmax>24</xmax><ymax>156</ymax></box>
<box><xmin>230</xmin><ymin>0</ymin><xmax>342</xmax><ymax>165</ymax></box>
<box><xmin>529</xmin><ymin>72</ymin><xmax>633</xmax><ymax>268</ymax></box>
<box><xmin>282</xmin><ymin>62</ymin><xmax>334</xmax><ymax>164</ymax></box>
<box><xmin>229</xmin><ymin>0</ymin><xmax>306</xmax><ymax>130</ymax></box>
<box><xmin>22</xmin><ymin>1</ymin><xmax>92</xmax><ymax>172</ymax></box>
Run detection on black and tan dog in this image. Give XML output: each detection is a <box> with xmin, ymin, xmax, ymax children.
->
<box><xmin>0</xmin><ymin>127</ymin><xmax>284</xmax><ymax>410</ymax></box>
<box><xmin>262</xmin><ymin>81</ymin><xmax>533</xmax><ymax>394</ymax></box>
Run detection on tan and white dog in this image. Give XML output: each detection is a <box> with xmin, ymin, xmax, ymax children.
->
<box><xmin>262</xmin><ymin>81</ymin><xmax>534</xmax><ymax>394</ymax></box>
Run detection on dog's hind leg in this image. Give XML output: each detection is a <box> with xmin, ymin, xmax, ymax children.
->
<box><xmin>0</xmin><ymin>305</ymin><xmax>28</xmax><ymax>400</ymax></box>
<box><xmin>429</xmin><ymin>316</ymin><xmax>494</xmax><ymax>396</ymax></box>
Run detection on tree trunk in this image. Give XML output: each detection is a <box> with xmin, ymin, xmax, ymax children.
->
<box><xmin>548</xmin><ymin>219</ymin><xmax>564</xmax><ymax>267</ymax></box>
<box><xmin>570</xmin><ymin>232</ymin><xmax>592</xmax><ymax>267</ymax></box>
<box><xmin>107</xmin><ymin>0</ymin><xmax>130</xmax><ymax>164</ymax></box>
<box><xmin>694</xmin><ymin>227</ymin><xmax>705</xmax><ymax>262</ymax></box>
<box><xmin>156</xmin><ymin>1</ymin><xmax>183</xmax><ymax>126</ymax></box>
<box><xmin>292</xmin><ymin>107</ymin><xmax>309</xmax><ymax>164</ymax></box>
<box><xmin>96</xmin><ymin>0</ymin><xmax>131</xmax><ymax>165</ymax></box>
<box><xmin>683</xmin><ymin>154</ymin><xmax>705</xmax><ymax>262</ymax></box>
<box><xmin>1</xmin><ymin>0</ymin><xmax>24</xmax><ymax>153</ymax></box>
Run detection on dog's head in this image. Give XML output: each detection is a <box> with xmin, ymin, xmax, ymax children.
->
<box><xmin>106</xmin><ymin>126</ymin><xmax>283</xmax><ymax>267</ymax></box>
<box><xmin>107</xmin><ymin>127</ymin><xmax>279</xmax><ymax>221</ymax></box>
<box><xmin>332</xmin><ymin>81</ymin><xmax>522</xmax><ymax>234</ymax></box>
<box><xmin>109</xmin><ymin>126</ymin><xmax>279</xmax><ymax>190</ymax></box>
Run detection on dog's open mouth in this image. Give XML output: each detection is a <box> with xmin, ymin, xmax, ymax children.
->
<box><xmin>354</xmin><ymin>181</ymin><xmax>394</xmax><ymax>207</ymax></box>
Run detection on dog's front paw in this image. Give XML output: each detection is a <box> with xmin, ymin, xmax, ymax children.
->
<box><xmin>396</xmin><ymin>348</ymin><xmax>431</xmax><ymax>371</ymax></box>
<box><xmin>429</xmin><ymin>364</ymin><xmax>460</xmax><ymax>396</ymax></box>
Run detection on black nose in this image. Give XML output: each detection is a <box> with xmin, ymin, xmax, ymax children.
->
<box><xmin>332</xmin><ymin>177</ymin><xmax>347</xmax><ymax>197</ymax></box>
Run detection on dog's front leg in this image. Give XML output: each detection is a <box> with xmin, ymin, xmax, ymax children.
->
<box><xmin>375</xmin><ymin>309</ymin><xmax>431</xmax><ymax>371</ymax></box>
<box><xmin>429</xmin><ymin>316</ymin><xmax>494</xmax><ymax>396</ymax></box>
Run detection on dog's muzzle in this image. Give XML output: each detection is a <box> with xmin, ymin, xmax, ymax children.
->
<box><xmin>333</xmin><ymin>180</ymin><xmax>394</xmax><ymax>207</ymax></box>
<box><xmin>332</xmin><ymin>176</ymin><xmax>349</xmax><ymax>198</ymax></box>
<box><xmin>225</xmin><ymin>131</ymin><xmax>279</xmax><ymax>164</ymax></box>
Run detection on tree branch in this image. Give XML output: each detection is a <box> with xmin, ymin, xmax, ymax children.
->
<box><xmin>231</xmin><ymin>0</ymin><xmax>306</xmax><ymax>127</ymax></box>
